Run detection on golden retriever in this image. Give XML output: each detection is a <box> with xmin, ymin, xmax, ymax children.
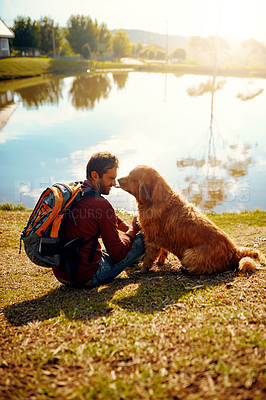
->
<box><xmin>118</xmin><ymin>165</ymin><xmax>265</xmax><ymax>274</ymax></box>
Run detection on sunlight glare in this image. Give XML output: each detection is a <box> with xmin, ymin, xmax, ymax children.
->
<box><xmin>220</xmin><ymin>0</ymin><xmax>263</xmax><ymax>40</ymax></box>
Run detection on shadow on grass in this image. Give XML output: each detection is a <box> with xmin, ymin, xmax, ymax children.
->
<box><xmin>2</xmin><ymin>265</ymin><xmax>237</xmax><ymax>326</ymax></box>
<box><xmin>48</xmin><ymin>59</ymin><xmax>89</xmax><ymax>75</ymax></box>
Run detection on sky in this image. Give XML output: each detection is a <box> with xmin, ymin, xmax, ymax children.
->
<box><xmin>1</xmin><ymin>0</ymin><xmax>266</xmax><ymax>41</ymax></box>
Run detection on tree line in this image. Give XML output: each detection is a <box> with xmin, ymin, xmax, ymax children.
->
<box><xmin>10</xmin><ymin>15</ymin><xmax>266</xmax><ymax>66</ymax></box>
<box><xmin>11</xmin><ymin>15</ymin><xmax>140</xmax><ymax>60</ymax></box>
<box><xmin>10</xmin><ymin>15</ymin><xmax>187</xmax><ymax>61</ymax></box>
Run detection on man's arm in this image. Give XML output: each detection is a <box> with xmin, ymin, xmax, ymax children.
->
<box><xmin>99</xmin><ymin>204</ymin><xmax>137</xmax><ymax>263</ymax></box>
<box><xmin>117</xmin><ymin>215</ymin><xmax>141</xmax><ymax>235</ymax></box>
<box><xmin>117</xmin><ymin>219</ymin><xmax>130</xmax><ymax>233</ymax></box>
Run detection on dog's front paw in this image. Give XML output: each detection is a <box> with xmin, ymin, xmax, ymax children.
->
<box><xmin>157</xmin><ymin>249</ymin><xmax>168</xmax><ymax>266</ymax></box>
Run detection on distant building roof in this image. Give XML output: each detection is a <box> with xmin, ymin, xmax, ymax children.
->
<box><xmin>0</xmin><ymin>18</ymin><xmax>15</xmax><ymax>38</ymax></box>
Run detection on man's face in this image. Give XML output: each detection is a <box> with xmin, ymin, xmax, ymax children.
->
<box><xmin>99</xmin><ymin>167</ymin><xmax>117</xmax><ymax>195</ymax></box>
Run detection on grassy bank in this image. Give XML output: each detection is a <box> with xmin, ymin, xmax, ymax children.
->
<box><xmin>0</xmin><ymin>58</ymin><xmax>134</xmax><ymax>80</ymax></box>
<box><xmin>1</xmin><ymin>57</ymin><xmax>266</xmax><ymax>81</ymax></box>
<box><xmin>0</xmin><ymin>209</ymin><xmax>265</xmax><ymax>399</ymax></box>
<box><xmin>0</xmin><ymin>58</ymin><xmax>90</xmax><ymax>80</ymax></box>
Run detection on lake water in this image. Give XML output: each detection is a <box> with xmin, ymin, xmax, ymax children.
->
<box><xmin>0</xmin><ymin>71</ymin><xmax>266</xmax><ymax>212</ymax></box>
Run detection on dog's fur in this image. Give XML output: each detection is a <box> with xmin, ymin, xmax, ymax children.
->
<box><xmin>118</xmin><ymin>165</ymin><xmax>265</xmax><ymax>274</ymax></box>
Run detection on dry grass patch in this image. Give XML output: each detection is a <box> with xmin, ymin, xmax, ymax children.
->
<box><xmin>0</xmin><ymin>210</ymin><xmax>265</xmax><ymax>399</ymax></box>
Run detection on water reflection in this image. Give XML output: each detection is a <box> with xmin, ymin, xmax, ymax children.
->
<box><xmin>0</xmin><ymin>90</ymin><xmax>15</xmax><ymax>107</ymax></box>
<box><xmin>0</xmin><ymin>90</ymin><xmax>19</xmax><ymax>131</ymax></box>
<box><xmin>0</xmin><ymin>72</ymin><xmax>265</xmax><ymax>212</ymax></box>
<box><xmin>112</xmin><ymin>72</ymin><xmax>129</xmax><ymax>89</ymax></box>
<box><xmin>17</xmin><ymin>78</ymin><xmax>64</xmax><ymax>108</ymax></box>
<box><xmin>69</xmin><ymin>74</ymin><xmax>112</xmax><ymax>109</ymax></box>
<box><xmin>177</xmin><ymin>72</ymin><xmax>254</xmax><ymax>210</ymax></box>
<box><xmin>186</xmin><ymin>77</ymin><xmax>225</xmax><ymax>97</ymax></box>
<box><xmin>237</xmin><ymin>88</ymin><xmax>264</xmax><ymax>101</ymax></box>
<box><xmin>9</xmin><ymin>74</ymin><xmax>113</xmax><ymax>111</ymax></box>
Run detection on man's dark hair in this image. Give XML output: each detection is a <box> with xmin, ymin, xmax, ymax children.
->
<box><xmin>86</xmin><ymin>152</ymin><xmax>119</xmax><ymax>179</ymax></box>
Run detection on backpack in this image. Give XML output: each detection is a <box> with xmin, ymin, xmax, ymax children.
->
<box><xmin>20</xmin><ymin>181</ymin><xmax>101</xmax><ymax>283</ymax></box>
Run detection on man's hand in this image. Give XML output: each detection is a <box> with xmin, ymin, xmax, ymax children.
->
<box><xmin>126</xmin><ymin>215</ymin><xmax>141</xmax><ymax>238</ymax></box>
<box><xmin>132</xmin><ymin>216</ymin><xmax>141</xmax><ymax>232</ymax></box>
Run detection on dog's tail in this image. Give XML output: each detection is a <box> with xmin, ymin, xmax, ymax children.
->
<box><xmin>237</xmin><ymin>247</ymin><xmax>266</xmax><ymax>272</ymax></box>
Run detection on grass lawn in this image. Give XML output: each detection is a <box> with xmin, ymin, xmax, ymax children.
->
<box><xmin>0</xmin><ymin>58</ymin><xmax>134</xmax><ymax>81</ymax></box>
<box><xmin>0</xmin><ymin>209</ymin><xmax>265</xmax><ymax>399</ymax></box>
<box><xmin>0</xmin><ymin>58</ymin><xmax>91</xmax><ymax>80</ymax></box>
<box><xmin>1</xmin><ymin>57</ymin><xmax>266</xmax><ymax>81</ymax></box>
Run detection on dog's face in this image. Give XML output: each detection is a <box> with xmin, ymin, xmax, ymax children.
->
<box><xmin>118</xmin><ymin>165</ymin><xmax>171</xmax><ymax>204</ymax></box>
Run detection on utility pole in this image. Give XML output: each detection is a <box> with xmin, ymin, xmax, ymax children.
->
<box><xmin>165</xmin><ymin>20</ymin><xmax>168</xmax><ymax>63</ymax></box>
<box><xmin>52</xmin><ymin>26</ymin><xmax>56</xmax><ymax>58</ymax></box>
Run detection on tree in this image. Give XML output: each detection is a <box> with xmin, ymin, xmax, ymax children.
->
<box><xmin>241</xmin><ymin>38</ymin><xmax>266</xmax><ymax>65</ymax></box>
<box><xmin>131</xmin><ymin>41</ymin><xmax>143</xmax><ymax>57</ymax></box>
<box><xmin>139</xmin><ymin>45</ymin><xmax>165</xmax><ymax>60</ymax></box>
<box><xmin>39</xmin><ymin>17</ymin><xmax>61</xmax><ymax>56</ymax></box>
<box><xmin>96</xmin><ymin>23</ymin><xmax>112</xmax><ymax>57</ymax></box>
<box><xmin>59</xmin><ymin>28</ymin><xmax>76</xmax><ymax>56</ymax></box>
<box><xmin>12</xmin><ymin>16</ymin><xmax>40</xmax><ymax>50</ymax></box>
<box><xmin>112</xmin><ymin>30</ymin><xmax>131</xmax><ymax>60</ymax></box>
<box><xmin>188</xmin><ymin>36</ymin><xmax>229</xmax><ymax>65</ymax></box>
<box><xmin>66</xmin><ymin>15</ymin><xmax>97</xmax><ymax>57</ymax></box>
<box><xmin>172</xmin><ymin>47</ymin><xmax>187</xmax><ymax>62</ymax></box>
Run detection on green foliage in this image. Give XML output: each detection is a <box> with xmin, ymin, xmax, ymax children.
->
<box><xmin>12</xmin><ymin>16</ymin><xmax>40</xmax><ymax>50</ymax></box>
<box><xmin>11</xmin><ymin>16</ymin><xmax>63</xmax><ymax>57</ymax></box>
<box><xmin>131</xmin><ymin>41</ymin><xmax>143</xmax><ymax>57</ymax></box>
<box><xmin>207</xmin><ymin>209</ymin><xmax>266</xmax><ymax>229</ymax></box>
<box><xmin>172</xmin><ymin>47</ymin><xmax>187</xmax><ymax>61</ymax></box>
<box><xmin>96</xmin><ymin>23</ymin><xmax>112</xmax><ymax>56</ymax></box>
<box><xmin>0</xmin><ymin>203</ymin><xmax>27</xmax><ymax>211</ymax></box>
<box><xmin>112</xmin><ymin>30</ymin><xmax>132</xmax><ymax>60</ymax></box>
<box><xmin>48</xmin><ymin>59</ymin><xmax>90</xmax><ymax>75</ymax></box>
<box><xmin>139</xmin><ymin>45</ymin><xmax>166</xmax><ymax>60</ymax></box>
<box><xmin>38</xmin><ymin>17</ymin><xmax>61</xmax><ymax>56</ymax></box>
<box><xmin>66</xmin><ymin>15</ymin><xmax>97</xmax><ymax>57</ymax></box>
<box><xmin>58</xmin><ymin>31</ymin><xmax>77</xmax><ymax>57</ymax></box>
<box><xmin>8</xmin><ymin>13</ymin><xmax>266</xmax><ymax>67</ymax></box>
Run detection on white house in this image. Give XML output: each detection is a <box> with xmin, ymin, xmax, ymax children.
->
<box><xmin>0</xmin><ymin>18</ymin><xmax>15</xmax><ymax>58</ymax></box>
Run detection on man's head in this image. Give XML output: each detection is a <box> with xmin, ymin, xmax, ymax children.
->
<box><xmin>86</xmin><ymin>152</ymin><xmax>119</xmax><ymax>195</ymax></box>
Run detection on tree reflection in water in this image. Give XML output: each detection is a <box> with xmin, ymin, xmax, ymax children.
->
<box><xmin>69</xmin><ymin>73</ymin><xmax>112</xmax><ymax>109</ymax></box>
<box><xmin>177</xmin><ymin>73</ymin><xmax>254</xmax><ymax>210</ymax></box>
<box><xmin>112</xmin><ymin>72</ymin><xmax>129</xmax><ymax>90</ymax></box>
<box><xmin>16</xmin><ymin>78</ymin><xmax>64</xmax><ymax>109</ymax></box>
<box><xmin>13</xmin><ymin>73</ymin><xmax>113</xmax><ymax>111</ymax></box>
<box><xmin>237</xmin><ymin>88</ymin><xmax>264</xmax><ymax>101</ymax></box>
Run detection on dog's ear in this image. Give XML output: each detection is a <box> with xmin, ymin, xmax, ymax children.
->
<box><xmin>151</xmin><ymin>181</ymin><xmax>165</xmax><ymax>203</ymax></box>
<box><xmin>139</xmin><ymin>182</ymin><xmax>152</xmax><ymax>203</ymax></box>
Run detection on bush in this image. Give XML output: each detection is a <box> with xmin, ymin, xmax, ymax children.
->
<box><xmin>0</xmin><ymin>203</ymin><xmax>27</xmax><ymax>211</ymax></box>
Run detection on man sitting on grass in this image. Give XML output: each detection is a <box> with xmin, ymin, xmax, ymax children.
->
<box><xmin>52</xmin><ymin>151</ymin><xmax>144</xmax><ymax>288</ymax></box>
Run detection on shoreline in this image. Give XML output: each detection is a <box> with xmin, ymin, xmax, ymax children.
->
<box><xmin>1</xmin><ymin>57</ymin><xmax>266</xmax><ymax>82</ymax></box>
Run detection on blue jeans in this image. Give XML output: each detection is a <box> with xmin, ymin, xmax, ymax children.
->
<box><xmin>89</xmin><ymin>232</ymin><xmax>145</xmax><ymax>289</ymax></box>
<box><xmin>57</xmin><ymin>233</ymin><xmax>145</xmax><ymax>289</ymax></box>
